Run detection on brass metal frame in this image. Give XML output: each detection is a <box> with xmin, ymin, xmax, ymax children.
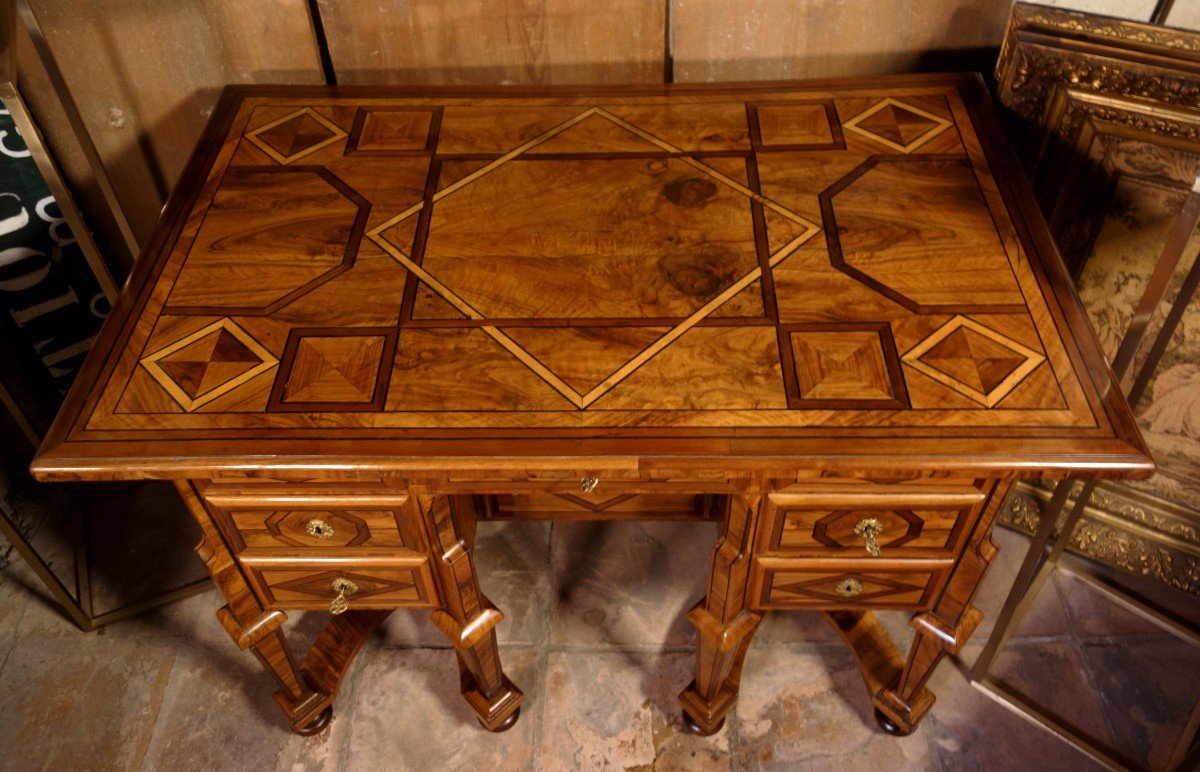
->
<box><xmin>969</xmin><ymin>178</ymin><xmax>1200</xmax><ymax>771</ymax></box>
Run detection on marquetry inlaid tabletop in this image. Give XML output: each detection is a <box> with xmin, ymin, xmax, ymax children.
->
<box><xmin>37</xmin><ymin>75</ymin><xmax>1147</xmax><ymax>475</ymax></box>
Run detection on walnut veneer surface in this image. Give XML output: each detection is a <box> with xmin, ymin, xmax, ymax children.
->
<box><xmin>32</xmin><ymin>74</ymin><xmax>1152</xmax><ymax>738</ymax></box>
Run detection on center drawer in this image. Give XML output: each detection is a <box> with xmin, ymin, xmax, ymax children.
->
<box><xmin>484</xmin><ymin>492</ymin><xmax>716</xmax><ymax>520</ymax></box>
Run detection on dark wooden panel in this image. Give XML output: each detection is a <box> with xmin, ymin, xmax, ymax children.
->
<box><xmin>317</xmin><ymin>0</ymin><xmax>665</xmax><ymax>85</ymax></box>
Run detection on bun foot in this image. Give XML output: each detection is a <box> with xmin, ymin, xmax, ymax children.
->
<box><xmin>480</xmin><ymin>707</ymin><xmax>520</xmax><ymax>733</ymax></box>
<box><xmin>874</xmin><ymin>708</ymin><xmax>913</xmax><ymax>737</ymax></box>
<box><xmin>681</xmin><ymin>709</ymin><xmax>725</xmax><ymax>736</ymax></box>
<box><xmin>295</xmin><ymin>707</ymin><xmax>333</xmax><ymax>736</ymax></box>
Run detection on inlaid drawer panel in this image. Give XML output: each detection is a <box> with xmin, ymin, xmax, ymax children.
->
<box><xmin>230</xmin><ymin>509</ymin><xmax>412</xmax><ymax>549</ymax></box>
<box><xmin>754</xmin><ymin>558</ymin><xmax>950</xmax><ymax>610</ymax></box>
<box><xmin>201</xmin><ymin>491</ymin><xmax>421</xmax><ymax>553</ymax></box>
<box><xmin>763</xmin><ymin>486</ymin><xmax>985</xmax><ymax>558</ymax></box>
<box><xmin>241</xmin><ymin>556</ymin><xmax>437</xmax><ymax>611</ymax></box>
<box><xmin>487</xmin><ymin>492</ymin><xmax>713</xmax><ymax>520</ymax></box>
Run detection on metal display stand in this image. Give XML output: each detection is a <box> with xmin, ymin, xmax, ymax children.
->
<box><xmin>968</xmin><ymin>180</ymin><xmax>1200</xmax><ymax>772</ymax></box>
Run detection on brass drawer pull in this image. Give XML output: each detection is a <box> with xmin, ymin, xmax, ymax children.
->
<box><xmin>305</xmin><ymin>518</ymin><xmax>335</xmax><ymax>539</ymax></box>
<box><xmin>854</xmin><ymin>517</ymin><xmax>883</xmax><ymax>557</ymax></box>
<box><xmin>329</xmin><ymin>577</ymin><xmax>358</xmax><ymax>615</ymax></box>
<box><xmin>835</xmin><ymin>577</ymin><xmax>863</xmax><ymax>597</ymax></box>
<box><xmin>580</xmin><ymin>475</ymin><xmax>600</xmax><ymax>493</ymax></box>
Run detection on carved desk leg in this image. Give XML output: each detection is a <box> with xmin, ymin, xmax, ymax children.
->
<box><xmin>420</xmin><ymin>495</ymin><xmax>524</xmax><ymax>731</ymax></box>
<box><xmin>827</xmin><ymin>480</ymin><xmax>1013</xmax><ymax>736</ymax></box>
<box><xmin>176</xmin><ymin>482</ymin><xmax>334</xmax><ymax>734</ymax></box>
<box><xmin>679</xmin><ymin>492</ymin><xmax>766</xmax><ymax>735</ymax></box>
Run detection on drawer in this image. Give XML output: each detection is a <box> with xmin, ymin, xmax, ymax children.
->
<box><xmin>202</xmin><ymin>491</ymin><xmax>422</xmax><ymax>553</ymax></box>
<box><xmin>435</xmin><ymin>468</ymin><xmax>735</xmax><ymax>494</ymax></box>
<box><xmin>762</xmin><ymin>486</ymin><xmax>985</xmax><ymax>559</ymax></box>
<box><xmin>240</xmin><ymin>555</ymin><xmax>438</xmax><ymax>612</ymax></box>
<box><xmin>753</xmin><ymin>557</ymin><xmax>950</xmax><ymax>610</ymax></box>
<box><xmin>485</xmin><ymin>492</ymin><xmax>715</xmax><ymax>520</ymax></box>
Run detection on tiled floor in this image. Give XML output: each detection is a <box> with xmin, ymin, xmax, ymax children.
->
<box><xmin>1</xmin><ymin>520</ymin><xmax>1197</xmax><ymax>771</ymax></box>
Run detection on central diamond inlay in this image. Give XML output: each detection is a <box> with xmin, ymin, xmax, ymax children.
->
<box><xmin>368</xmin><ymin>107</ymin><xmax>821</xmax><ymax>408</ymax></box>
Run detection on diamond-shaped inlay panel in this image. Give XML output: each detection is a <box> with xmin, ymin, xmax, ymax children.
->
<box><xmin>843</xmin><ymin>98</ymin><xmax>951</xmax><ymax>154</ymax></box>
<box><xmin>247</xmin><ymin>107</ymin><xmax>347</xmax><ymax>164</ymax></box>
<box><xmin>812</xmin><ymin>509</ymin><xmax>923</xmax><ymax>550</ymax></box>
<box><xmin>271</xmin><ymin>570</ymin><xmax>415</xmax><ymax>600</ymax></box>
<box><xmin>367</xmin><ymin>106</ymin><xmax>822</xmax><ymax>409</ymax></box>
<box><xmin>264</xmin><ymin>510</ymin><xmax>371</xmax><ymax>547</ymax></box>
<box><xmin>903</xmin><ymin>315</ymin><xmax>1045</xmax><ymax>407</ymax></box>
<box><xmin>142</xmin><ymin>318</ymin><xmax>277</xmax><ymax>411</ymax></box>
<box><xmin>772</xmin><ymin>572</ymin><xmax>926</xmax><ymax>603</ymax></box>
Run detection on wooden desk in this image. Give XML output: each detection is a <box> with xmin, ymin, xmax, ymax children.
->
<box><xmin>32</xmin><ymin>74</ymin><xmax>1152</xmax><ymax>738</ymax></box>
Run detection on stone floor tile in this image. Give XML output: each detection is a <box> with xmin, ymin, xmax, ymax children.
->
<box><xmin>753</xmin><ymin>609</ymin><xmax>842</xmax><ymax>646</ymax></box>
<box><xmin>476</xmin><ymin>520</ymin><xmax>553</xmax><ymax>573</ymax></box>
<box><xmin>139</xmin><ymin>639</ymin><xmax>351</xmax><ymax>771</ymax></box>
<box><xmin>378</xmin><ymin>520</ymin><xmax>553</xmax><ymax>649</ymax></box>
<box><xmin>0</xmin><ymin>636</ymin><xmax>176</xmax><ymax>770</ymax></box>
<box><xmin>735</xmin><ymin>643</ymin><xmax>932</xmax><ymax>771</ymax></box>
<box><xmin>965</xmin><ymin>526</ymin><xmax>1075</xmax><ymax>644</ymax></box>
<box><xmin>0</xmin><ymin>556</ymin><xmax>37</xmax><ymax>645</ymax></box>
<box><xmin>341</xmin><ymin>646</ymin><xmax>538</xmax><ymax>772</ymax></box>
<box><xmin>378</xmin><ymin>569</ymin><xmax>551</xmax><ymax>649</ymax></box>
<box><xmin>988</xmin><ymin>639</ymin><xmax>1115</xmax><ymax>748</ymax></box>
<box><xmin>924</xmin><ymin>645</ymin><xmax>1105</xmax><ymax>771</ymax></box>
<box><xmin>551</xmin><ymin>521</ymin><xmax>715</xmax><ymax>648</ymax></box>
<box><xmin>1080</xmin><ymin>636</ymin><xmax>1200</xmax><ymax>770</ymax></box>
<box><xmin>540</xmin><ymin>650</ymin><xmax>729</xmax><ymax>771</ymax></box>
<box><xmin>1055</xmin><ymin>570</ymin><xmax>1174</xmax><ymax>641</ymax></box>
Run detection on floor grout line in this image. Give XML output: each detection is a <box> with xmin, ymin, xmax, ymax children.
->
<box><xmin>131</xmin><ymin>648</ymin><xmax>178</xmax><ymax>771</ymax></box>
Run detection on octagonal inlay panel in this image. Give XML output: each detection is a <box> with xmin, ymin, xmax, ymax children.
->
<box><xmin>812</xmin><ymin>509</ymin><xmax>923</xmax><ymax>550</ymax></box>
<box><xmin>820</xmin><ymin>156</ymin><xmax>1024</xmax><ymax>313</ymax></box>
<box><xmin>165</xmin><ymin>168</ymin><xmax>370</xmax><ymax>315</ymax></box>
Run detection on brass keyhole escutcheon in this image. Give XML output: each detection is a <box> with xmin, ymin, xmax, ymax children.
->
<box><xmin>835</xmin><ymin>577</ymin><xmax>863</xmax><ymax>597</ymax></box>
<box><xmin>854</xmin><ymin>517</ymin><xmax>883</xmax><ymax>557</ymax></box>
<box><xmin>329</xmin><ymin>577</ymin><xmax>358</xmax><ymax>615</ymax></box>
<box><xmin>580</xmin><ymin>475</ymin><xmax>600</xmax><ymax>493</ymax></box>
<box><xmin>305</xmin><ymin>518</ymin><xmax>335</xmax><ymax>540</ymax></box>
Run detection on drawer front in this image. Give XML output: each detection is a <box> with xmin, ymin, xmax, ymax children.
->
<box><xmin>487</xmin><ymin>492</ymin><xmax>713</xmax><ymax>520</ymax></box>
<box><xmin>434</xmin><ymin>468</ymin><xmax>737</xmax><ymax>494</ymax></box>
<box><xmin>202</xmin><ymin>491</ymin><xmax>421</xmax><ymax>553</ymax></box>
<box><xmin>229</xmin><ymin>509</ymin><xmax>413</xmax><ymax>549</ymax></box>
<box><xmin>763</xmin><ymin>486</ymin><xmax>985</xmax><ymax>559</ymax></box>
<box><xmin>241</xmin><ymin>557</ymin><xmax>437</xmax><ymax>611</ymax></box>
<box><xmin>754</xmin><ymin>558</ymin><xmax>949</xmax><ymax>610</ymax></box>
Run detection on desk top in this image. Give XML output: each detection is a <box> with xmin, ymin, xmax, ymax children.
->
<box><xmin>34</xmin><ymin>74</ymin><xmax>1151</xmax><ymax>480</ymax></box>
